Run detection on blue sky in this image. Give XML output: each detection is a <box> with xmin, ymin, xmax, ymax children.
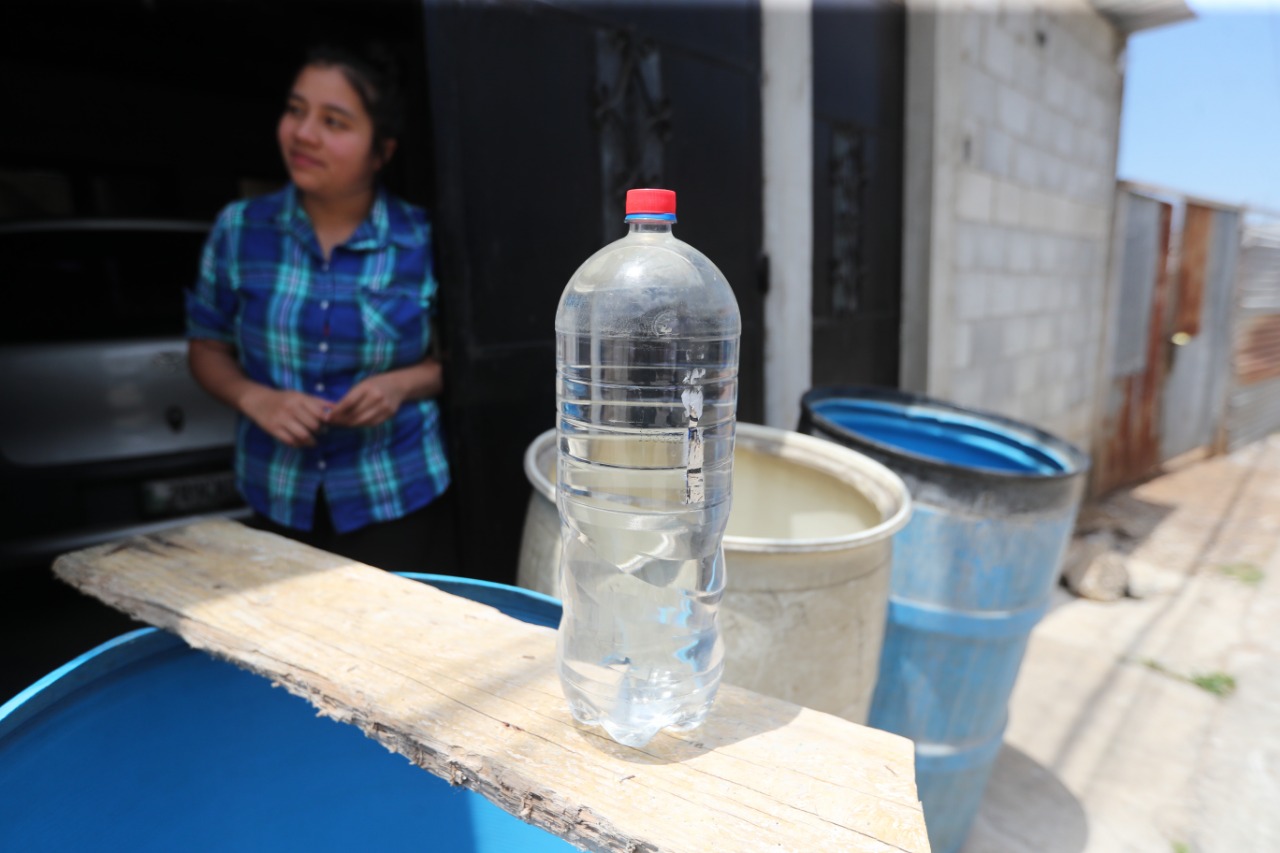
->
<box><xmin>1118</xmin><ymin>0</ymin><xmax>1280</xmax><ymax>213</ymax></box>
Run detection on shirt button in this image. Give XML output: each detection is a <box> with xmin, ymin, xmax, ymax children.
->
<box><xmin>318</xmin><ymin>460</ymin><xmax>327</xmax><ymax>471</ymax></box>
<box><xmin>319</xmin><ymin>342</ymin><xmax>329</xmax><ymax>353</ymax></box>
<box><xmin>315</xmin><ymin>382</ymin><xmax>325</xmax><ymax>392</ymax></box>
<box><xmin>320</xmin><ymin>300</ymin><xmax>330</xmax><ymax>309</ymax></box>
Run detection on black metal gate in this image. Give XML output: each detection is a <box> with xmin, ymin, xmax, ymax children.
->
<box><xmin>810</xmin><ymin>0</ymin><xmax>905</xmax><ymax>389</ymax></box>
<box><xmin>425</xmin><ymin>1</ymin><xmax>765</xmax><ymax>582</ymax></box>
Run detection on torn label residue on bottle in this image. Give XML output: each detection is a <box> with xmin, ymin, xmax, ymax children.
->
<box><xmin>681</xmin><ymin>373</ymin><xmax>705</xmax><ymax>505</ymax></box>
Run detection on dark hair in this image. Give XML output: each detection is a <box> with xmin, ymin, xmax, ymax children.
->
<box><xmin>300</xmin><ymin>42</ymin><xmax>405</xmax><ymax>155</ymax></box>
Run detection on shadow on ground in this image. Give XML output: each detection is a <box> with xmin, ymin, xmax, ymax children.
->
<box><xmin>961</xmin><ymin>744</ymin><xmax>1088</xmax><ymax>853</ymax></box>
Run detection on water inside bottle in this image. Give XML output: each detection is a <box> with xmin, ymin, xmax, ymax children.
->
<box><xmin>556</xmin><ymin>340</ymin><xmax>735</xmax><ymax>747</ymax></box>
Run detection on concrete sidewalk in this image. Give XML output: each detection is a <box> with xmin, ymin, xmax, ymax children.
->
<box><xmin>962</xmin><ymin>434</ymin><xmax>1280</xmax><ymax>852</ymax></box>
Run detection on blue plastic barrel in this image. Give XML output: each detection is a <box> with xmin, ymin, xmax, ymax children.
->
<box><xmin>0</xmin><ymin>574</ymin><xmax>574</xmax><ymax>853</ymax></box>
<box><xmin>800</xmin><ymin>387</ymin><xmax>1088</xmax><ymax>853</ymax></box>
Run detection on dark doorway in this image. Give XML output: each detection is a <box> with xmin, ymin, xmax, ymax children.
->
<box><xmin>1</xmin><ymin>0</ymin><xmax>766</xmax><ymax>598</ymax></box>
<box><xmin>424</xmin><ymin>0</ymin><xmax>765</xmax><ymax>582</ymax></box>
<box><xmin>811</xmin><ymin>0</ymin><xmax>905</xmax><ymax>388</ymax></box>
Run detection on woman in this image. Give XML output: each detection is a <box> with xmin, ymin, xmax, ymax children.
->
<box><xmin>187</xmin><ymin>44</ymin><xmax>453</xmax><ymax>573</ymax></box>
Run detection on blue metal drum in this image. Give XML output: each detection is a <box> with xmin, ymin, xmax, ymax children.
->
<box><xmin>0</xmin><ymin>574</ymin><xmax>573</xmax><ymax>853</ymax></box>
<box><xmin>801</xmin><ymin>387</ymin><xmax>1088</xmax><ymax>853</ymax></box>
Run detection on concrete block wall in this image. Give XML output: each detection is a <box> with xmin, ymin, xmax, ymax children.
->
<box><xmin>904</xmin><ymin>1</ymin><xmax>1124</xmax><ymax>451</ymax></box>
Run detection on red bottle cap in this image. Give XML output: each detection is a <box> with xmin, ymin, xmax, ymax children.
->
<box><xmin>625</xmin><ymin>188</ymin><xmax>677</xmax><ymax>216</ymax></box>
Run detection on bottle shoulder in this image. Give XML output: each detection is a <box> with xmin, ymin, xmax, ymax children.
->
<box><xmin>562</xmin><ymin>232</ymin><xmax>736</xmax><ymax>303</ymax></box>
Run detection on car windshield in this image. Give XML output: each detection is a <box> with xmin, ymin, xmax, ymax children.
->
<box><xmin>1</xmin><ymin>224</ymin><xmax>209</xmax><ymax>344</ymax></box>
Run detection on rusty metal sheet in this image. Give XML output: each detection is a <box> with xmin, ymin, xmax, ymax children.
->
<box><xmin>1161</xmin><ymin>205</ymin><xmax>1241</xmax><ymax>461</ymax></box>
<box><xmin>1174</xmin><ymin>204</ymin><xmax>1212</xmax><ymax>337</ymax></box>
<box><xmin>1094</xmin><ymin>192</ymin><xmax>1173</xmax><ymax>496</ymax></box>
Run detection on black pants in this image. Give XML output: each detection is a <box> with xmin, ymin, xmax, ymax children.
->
<box><xmin>249</xmin><ymin>489</ymin><xmax>459</xmax><ymax>576</ymax></box>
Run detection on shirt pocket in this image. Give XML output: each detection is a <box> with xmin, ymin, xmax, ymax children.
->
<box><xmin>358</xmin><ymin>283</ymin><xmax>426</xmax><ymax>344</ymax></box>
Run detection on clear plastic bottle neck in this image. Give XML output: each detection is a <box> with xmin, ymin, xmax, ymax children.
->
<box><xmin>626</xmin><ymin>216</ymin><xmax>675</xmax><ymax>235</ymax></box>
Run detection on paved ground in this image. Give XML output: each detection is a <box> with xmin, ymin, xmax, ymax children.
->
<box><xmin>964</xmin><ymin>434</ymin><xmax>1280</xmax><ymax>853</ymax></box>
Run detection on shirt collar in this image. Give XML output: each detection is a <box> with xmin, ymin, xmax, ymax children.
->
<box><xmin>276</xmin><ymin>183</ymin><xmax>426</xmax><ymax>254</ymax></box>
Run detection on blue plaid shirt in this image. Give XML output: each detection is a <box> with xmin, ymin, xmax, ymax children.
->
<box><xmin>187</xmin><ymin>184</ymin><xmax>450</xmax><ymax>533</ymax></box>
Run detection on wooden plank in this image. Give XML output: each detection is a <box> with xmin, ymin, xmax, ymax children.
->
<box><xmin>53</xmin><ymin>519</ymin><xmax>929</xmax><ymax>853</ymax></box>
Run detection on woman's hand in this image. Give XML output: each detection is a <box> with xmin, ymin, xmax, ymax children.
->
<box><xmin>189</xmin><ymin>339</ymin><xmax>325</xmax><ymax>447</ymax></box>
<box><xmin>241</xmin><ymin>386</ymin><xmax>332</xmax><ymax>447</ymax></box>
<box><xmin>326</xmin><ymin>374</ymin><xmax>408</xmax><ymax>428</ymax></box>
<box><xmin>327</xmin><ymin>358</ymin><xmax>442</xmax><ymax>429</ymax></box>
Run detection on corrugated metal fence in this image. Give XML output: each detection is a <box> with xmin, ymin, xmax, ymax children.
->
<box><xmin>1161</xmin><ymin>203</ymin><xmax>1241</xmax><ymax>461</ymax></box>
<box><xmin>1224</xmin><ymin>222</ymin><xmax>1280</xmax><ymax>450</ymax></box>
<box><xmin>1094</xmin><ymin>184</ymin><xmax>1253</xmax><ymax>495</ymax></box>
<box><xmin>1094</xmin><ymin>189</ymin><xmax>1172</xmax><ymax>495</ymax></box>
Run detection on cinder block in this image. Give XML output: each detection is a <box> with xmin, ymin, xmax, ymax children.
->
<box><xmin>1061</xmin><ymin>311</ymin><xmax>1087</xmax><ymax>345</ymax></box>
<box><xmin>1044</xmin><ymin>155</ymin><xmax>1068</xmax><ymax>193</ymax></box>
<box><xmin>956</xmin><ymin>169</ymin><xmax>995</xmax><ymax>222</ymax></box>
<box><xmin>951</xmin><ymin>367</ymin><xmax>986</xmax><ymax>408</ymax></box>
<box><xmin>1038</xmin><ymin>350</ymin><xmax>1064</xmax><ymax>384</ymax></box>
<box><xmin>1030</xmin><ymin>101</ymin><xmax>1055</xmax><ymax>147</ymax></box>
<box><xmin>1036</xmin><ymin>235</ymin><xmax>1060</xmax><ymax>273</ymax></box>
<box><xmin>1074</xmin><ymin>131</ymin><xmax>1098</xmax><ymax>168</ymax></box>
<box><xmin>976</xmin><ymin>358</ymin><xmax>1016</xmax><ymax>406</ymax></box>
<box><xmin>999</xmin><ymin>86</ymin><xmax>1033</xmax><ymax>138</ymax></box>
<box><xmin>983</xmin><ymin>24</ymin><xmax>1016</xmax><ymax>80</ymax></box>
<box><xmin>1079</xmin><ymin>204</ymin><xmax>1110</xmax><ymax>240</ymax></box>
<box><xmin>1031</xmin><ymin>314</ymin><xmax>1057</xmax><ymax>348</ymax></box>
<box><xmin>1044</xmin><ymin>68</ymin><xmax>1068</xmax><ymax>111</ymax></box>
<box><xmin>963</xmin><ymin>68</ymin><xmax>999</xmax><ymax>124</ymax></box>
<box><xmin>982</xmin><ymin>126</ymin><xmax>1014</xmax><ymax>177</ymax></box>
<box><xmin>1047</xmin><ymin>382</ymin><xmax>1068</xmax><ymax>416</ymax></box>
<box><xmin>1008</xmin><ymin>233</ymin><xmax>1036</xmax><ymax>272</ymax></box>
<box><xmin>1046</xmin><ymin>279</ymin><xmax>1070</xmax><ymax>311</ymax></box>
<box><xmin>955</xmin><ymin>222</ymin><xmax>980</xmax><ymax>270</ymax></box>
<box><xmin>1022</xmin><ymin>188</ymin><xmax>1052</xmax><ymax>230</ymax></box>
<box><xmin>1061</xmin><ymin>347</ymin><xmax>1081</xmax><ymax>378</ymax></box>
<box><xmin>955</xmin><ymin>273</ymin><xmax>989</xmax><ymax>320</ymax></box>
<box><xmin>953</xmin><ymin>321</ymin><xmax>974</xmax><ymax>368</ymax></box>
<box><xmin>1036</xmin><ymin>277</ymin><xmax>1061</xmax><ymax>313</ymax></box>
<box><xmin>1015</xmin><ymin>357</ymin><xmax>1039</xmax><ymax>395</ymax></box>
<box><xmin>989</xmin><ymin>274</ymin><xmax>1020</xmax><ymax>317</ymax></box>
<box><xmin>1016</xmin><ymin>277</ymin><xmax>1040</xmax><ymax>314</ymax></box>
<box><xmin>1012</xmin><ymin>42</ymin><xmax>1043</xmax><ymax>95</ymax></box>
<box><xmin>1059</xmin><ymin>280</ymin><xmax>1081</xmax><ymax>313</ymax></box>
<box><xmin>1070</xmin><ymin>239</ymin><xmax>1095</xmax><ymax>274</ymax></box>
<box><xmin>1003</xmin><ymin>316</ymin><xmax>1032</xmax><ymax>357</ymax></box>
<box><xmin>1062</xmin><ymin>164</ymin><xmax>1088</xmax><ymax>202</ymax></box>
<box><xmin>1081</xmin><ymin>167</ymin><xmax>1104</xmax><ymax>203</ymax></box>
<box><xmin>1064</xmin><ymin>78</ymin><xmax>1087</xmax><ymax>123</ymax></box>
<box><xmin>960</xmin><ymin>14</ymin><xmax>984</xmax><ymax>64</ymax></box>
<box><xmin>979</xmin><ymin>226</ymin><xmax>1006</xmax><ymax>271</ymax></box>
<box><xmin>994</xmin><ymin>180</ymin><xmax>1023</xmax><ymax>226</ymax></box>
<box><xmin>972</xmin><ymin>318</ymin><xmax>1005</xmax><ymax>365</ymax></box>
<box><xmin>1051</xmin><ymin>115</ymin><xmax>1075</xmax><ymax>158</ymax></box>
<box><xmin>1012</xmin><ymin>142</ymin><xmax>1040</xmax><ymax>187</ymax></box>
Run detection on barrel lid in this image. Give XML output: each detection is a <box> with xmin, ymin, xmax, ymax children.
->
<box><xmin>801</xmin><ymin>387</ymin><xmax>1088</xmax><ymax>481</ymax></box>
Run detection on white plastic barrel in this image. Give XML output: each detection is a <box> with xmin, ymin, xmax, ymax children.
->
<box><xmin>517</xmin><ymin>422</ymin><xmax>911</xmax><ymax>723</ymax></box>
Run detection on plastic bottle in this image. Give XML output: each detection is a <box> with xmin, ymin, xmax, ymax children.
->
<box><xmin>554</xmin><ymin>188</ymin><xmax>741</xmax><ymax>747</ymax></box>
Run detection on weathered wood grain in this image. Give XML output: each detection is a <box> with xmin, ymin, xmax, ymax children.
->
<box><xmin>54</xmin><ymin>519</ymin><xmax>929</xmax><ymax>853</ymax></box>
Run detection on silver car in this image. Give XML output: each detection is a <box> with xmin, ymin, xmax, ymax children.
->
<box><xmin>0</xmin><ymin>220</ymin><xmax>248</xmax><ymax>570</ymax></box>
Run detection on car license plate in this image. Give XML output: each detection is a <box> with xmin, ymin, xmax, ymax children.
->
<box><xmin>141</xmin><ymin>471</ymin><xmax>241</xmax><ymax>517</ymax></box>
